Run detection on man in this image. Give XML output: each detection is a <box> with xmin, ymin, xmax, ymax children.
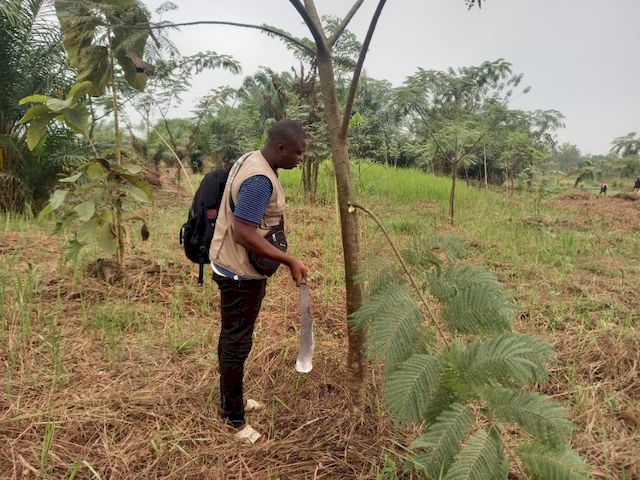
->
<box><xmin>633</xmin><ymin>176</ymin><xmax>640</xmax><ymax>193</ymax></box>
<box><xmin>599</xmin><ymin>183</ymin><xmax>608</xmax><ymax>196</ymax></box>
<box><xmin>209</xmin><ymin>119</ymin><xmax>309</xmax><ymax>443</ymax></box>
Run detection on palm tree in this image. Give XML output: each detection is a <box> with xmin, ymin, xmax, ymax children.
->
<box><xmin>0</xmin><ymin>0</ymin><xmax>81</xmax><ymax>211</ymax></box>
<box><xmin>0</xmin><ymin>0</ymin><xmax>83</xmax><ymax>210</ymax></box>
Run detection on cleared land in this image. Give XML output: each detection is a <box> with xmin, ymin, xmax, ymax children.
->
<box><xmin>1</xmin><ymin>164</ymin><xmax>639</xmax><ymax>479</ymax></box>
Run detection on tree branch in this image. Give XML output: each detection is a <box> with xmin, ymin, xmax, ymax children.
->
<box><xmin>412</xmin><ymin>102</ymin><xmax>449</xmax><ymax>161</ymax></box>
<box><xmin>327</xmin><ymin>0</ymin><xmax>365</xmax><ymax>49</ymax></box>
<box><xmin>459</xmin><ymin>131</ymin><xmax>487</xmax><ymax>164</ymax></box>
<box><xmin>289</xmin><ymin>0</ymin><xmax>328</xmax><ymax>55</ymax></box>
<box><xmin>339</xmin><ymin>0</ymin><xmax>387</xmax><ymax>140</ymax></box>
<box><xmin>147</xmin><ymin>20</ymin><xmax>315</xmax><ymax>55</ymax></box>
<box><xmin>303</xmin><ymin>0</ymin><xmax>328</xmax><ymax>45</ymax></box>
<box><xmin>348</xmin><ymin>202</ymin><xmax>450</xmax><ymax>345</ymax></box>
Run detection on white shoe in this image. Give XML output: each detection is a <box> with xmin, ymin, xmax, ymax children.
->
<box><xmin>244</xmin><ymin>398</ymin><xmax>264</xmax><ymax>413</ymax></box>
<box><xmin>234</xmin><ymin>424</ymin><xmax>262</xmax><ymax>444</ymax></box>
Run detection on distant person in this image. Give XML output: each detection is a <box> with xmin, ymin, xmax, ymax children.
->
<box><xmin>599</xmin><ymin>183</ymin><xmax>608</xmax><ymax>196</ymax></box>
<box><xmin>634</xmin><ymin>176</ymin><xmax>640</xmax><ymax>193</ymax></box>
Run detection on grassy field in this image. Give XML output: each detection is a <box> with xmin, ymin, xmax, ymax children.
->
<box><xmin>1</xmin><ymin>162</ymin><xmax>639</xmax><ymax>479</ymax></box>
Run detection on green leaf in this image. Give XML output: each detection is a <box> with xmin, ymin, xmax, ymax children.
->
<box><xmin>74</xmin><ymin>200</ymin><xmax>96</xmax><ymax>222</ymax></box>
<box><xmin>441</xmin><ymin>283</ymin><xmax>513</xmax><ymax>334</ymax></box>
<box><xmin>18</xmin><ymin>104</ymin><xmax>51</xmax><ymax>124</ymax></box>
<box><xmin>52</xmin><ymin>210</ymin><xmax>77</xmax><ymax>234</ymax></box>
<box><xmin>443</xmin><ymin>429</ymin><xmax>504</xmax><ymax>480</ymax></box>
<box><xmin>125</xmin><ymin>185</ymin><xmax>152</xmax><ymax>203</ymax></box>
<box><xmin>516</xmin><ymin>442</ymin><xmax>592</xmax><ymax>480</ymax></box>
<box><xmin>443</xmin><ymin>335</ymin><xmax>554</xmax><ymax>396</ymax></box>
<box><xmin>99</xmin><ymin>209</ymin><xmax>114</xmax><ymax>227</ymax></box>
<box><xmin>61</xmin><ymin>103</ymin><xmax>89</xmax><ymax>134</ymax></box>
<box><xmin>46</xmin><ymin>98</ymin><xmax>70</xmax><ymax>112</ymax></box>
<box><xmin>37</xmin><ymin>203</ymin><xmax>54</xmax><ymax>222</ymax></box>
<box><xmin>122</xmin><ymin>163</ymin><xmax>142</xmax><ymax>174</ymax></box>
<box><xmin>76</xmin><ymin>217</ymin><xmax>98</xmax><ymax>244</ymax></box>
<box><xmin>59</xmin><ymin>172</ymin><xmax>83</xmax><ymax>183</ymax></box>
<box><xmin>121</xmin><ymin>174</ymin><xmax>154</xmax><ymax>202</ymax></box>
<box><xmin>351</xmin><ymin>282</ymin><xmax>423</xmax><ymax>372</ymax></box>
<box><xmin>482</xmin><ymin>387</ymin><xmax>575</xmax><ymax>447</ymax></box>
<box><xmin>409</xmin><ymin>404</ymin><xmax>475</xmax><ymax>479</ymax></box>
<box><xmin>96</xmin><ymin>222</ymin><xmax>117</xmax><ymax>254</ymax></box>
<box><xmin>66</xmin><ymin>239</ymin><xmax>84</xmax><ymax>262</ymax></box>
<box><xmin>384</xmin><ymin>354</ymin><xmax>443</xmax><ymax>425</ymax></box>
<box><xmin>26</xmin><ymin>113</ymin><xmax>56</xmax><ymax>150</ymax></box>
<box><xmin>67</xmin><ymin>81</ymin><xmax>93</xmax><ymax>103</ymax></box>
<box><xmin>427</xmin><ymin>263</ymin><xmax>501</xmax><ymax>303</ymax></box>
<box><xmin>85</xmin><ymin>162</ymin><xmax>107</xmax><ymax>180</ymax></box>
<box><xmin>19</xmin><ymin>94</ymin><xmax>48</xmax><ymax>105</ymax></box>
<box><xmin>50</xmin><ymin>190</ymin><xmax>68</xmax><ymax>210</ymax></box>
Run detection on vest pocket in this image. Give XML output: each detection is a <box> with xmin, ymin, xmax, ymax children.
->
<box><xmin>248</xmin><ymin>223</ymin><xmax>287</xmax><ymax>277</ymax></box>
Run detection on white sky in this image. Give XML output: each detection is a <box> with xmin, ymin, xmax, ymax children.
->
<box><xmin>141</xmin><ymin>0</ymin><xmax>640</xmax><ymax>155</ymax></box>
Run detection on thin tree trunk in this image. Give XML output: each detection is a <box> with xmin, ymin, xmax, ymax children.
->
<box><xmin>483</xmin><ymin>142</ymin><xmax>488</xmax><ymax>189</ymax></box>
<box><xmin>311</xmin><ymin>155</ymin><xmax>319</xmax><ymax>203</ymax></box>
<box><xmin>316</xmin><ymin>50</ymin><xmax>365</xmax><ymax>400</ymax></box>
<box><xmin>449</xmin><ymin>161</ymin><xmax>457</xmax><ymax>226</ymax></box>
<box><xmin>146</xmin><ymin>110</ymin><xmax>151</xmax><ymax>165</ymax></box>
<box><xmin>109</xmin><ymin>48</ymin><xmax>121</xmax><ymax>166</ymax></box>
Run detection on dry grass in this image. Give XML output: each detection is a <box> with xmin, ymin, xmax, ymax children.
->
<box><xmin>1</xmin><ymin>181</ymin><xmax>639</xmax><ymax>479</ymax></box>
<box><xmin>0</xmin><ymin>180</ymin><xmax>415</xmax><ymax>479</ymax></box>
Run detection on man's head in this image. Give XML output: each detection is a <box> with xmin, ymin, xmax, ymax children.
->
<box><xmin>262</xmin><ymin>119</ymin><xmax>307</xmax><ymax>170</ymax></box>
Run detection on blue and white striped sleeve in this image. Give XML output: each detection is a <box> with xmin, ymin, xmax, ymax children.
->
<box><xmin>233</xmin><ymin>175</ymin><xmax>273</xmax><ymax>226</ymax></box>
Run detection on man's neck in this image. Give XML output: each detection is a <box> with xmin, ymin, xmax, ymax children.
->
<box><xmin>260</xmin><ymin>146</ymin><xmax>278</xmax><ymax>172</ymax></box>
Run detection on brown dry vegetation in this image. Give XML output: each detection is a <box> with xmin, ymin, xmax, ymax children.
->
<box><xmin>1</xmin><ymin>180</ymin><xmax>639</xmax><ymax>479</ymax></box>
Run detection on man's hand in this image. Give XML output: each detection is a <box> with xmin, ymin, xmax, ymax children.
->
<box><xmin>288</xmin><ymin>258</ymin><xmax>309</xmax><ymax>286</ymax></box>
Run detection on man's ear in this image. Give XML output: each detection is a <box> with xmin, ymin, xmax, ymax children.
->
<box><xmin>276</xmin><ymin>143</ymin><xmax>286</xmax><ymax>153</ymax></box>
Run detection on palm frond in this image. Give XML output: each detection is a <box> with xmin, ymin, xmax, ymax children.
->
<box><xmin>482</xmin><ymin>387</ymin><xmax>576</xmax><ymax>447</ymax></box>
<box><xmin>443</xmin><ymin>428</ymin><xmax>504</xmax><ymax>480</ymax></box>
<box><xmin>384</xmin><ymin>354</ymin><xmax>443</xmax><ymax>425</ymax></box>
<box><xmin>516</xmin><ymin>442</ymin><xmax>592</xmax><ymax>480</ymax></box>
<box><xmin>409</xmin><ymin>403</ymin><xmax>475</xmax><ymax>478</ymax></box>
<box><xmin>443</xmin><ymin>335</ymin><xmax>553</xmax><ymax>395</ymax></box>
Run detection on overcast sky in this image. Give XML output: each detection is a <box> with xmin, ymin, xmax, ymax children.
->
<box><xmin>141</xmin><ymin>0</ymin><xmax>640</xmax><ymax>155</ymax></box>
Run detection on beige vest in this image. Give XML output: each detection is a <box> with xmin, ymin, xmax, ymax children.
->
<box><xmin>210</xmin><ymin>150</ymin><xmax>286</xmax><ymax>279</ymax></box>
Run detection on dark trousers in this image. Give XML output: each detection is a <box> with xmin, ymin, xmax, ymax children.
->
<box><xmin>213</xmin><ymin>273</ymin><xmax>267</xmax><ymax>428</ymax></box>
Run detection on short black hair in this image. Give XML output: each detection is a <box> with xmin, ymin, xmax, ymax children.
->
<box><xmin>267</xmin><ymin>119</ymin><xmax>306</xmax><ymax>146</ymax></box>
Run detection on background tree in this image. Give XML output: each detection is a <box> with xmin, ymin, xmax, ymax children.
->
<box><xmin>400</xmin><ymin>59</ymin><xmax>525</xmax><ymax>223</ymax></box>
<box><xmin>610</xmin><ymin>132</ymin><xmax>640</xmax><ymax>157</ymax></box>
<box><xmin>550</xmin><ymin>143</ymin><xmax>582</xmax><ymax>174</ymax></box>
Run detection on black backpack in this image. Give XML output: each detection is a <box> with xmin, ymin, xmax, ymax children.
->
<box><xmin>180</xmin><ymin>165</ymin><xmax>231</xmax><ymax>284</ymax></box>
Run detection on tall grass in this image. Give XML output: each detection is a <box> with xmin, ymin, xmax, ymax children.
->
<box><xmin>280</xmin><ymin>160</ymin><xmax>504</xmax><ymax>218</ymax></box>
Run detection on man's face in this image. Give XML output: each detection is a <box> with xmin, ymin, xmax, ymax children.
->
<box><xmin>277</xmin><ymin>138</ymin><xmax>307</xmax><ymax>169</ymax></box>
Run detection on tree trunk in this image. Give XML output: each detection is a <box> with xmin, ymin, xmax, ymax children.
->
<box><xmin>449</xmin><ymin>162</ymin><xmax>457</xmax><ymax>226</ymax></box>
<box><xmin>146</xmin><ymin>110</ymin><xmax>151</xmax><ymax>165</ymax></box>
<box><xmin>109</xmin><ymin>50</ymin><xmax>121</xmax><ymax>167</ymax></box>
<box><xmin>310</xmin><ymin>155</ymin><xmax>320</xmax><ymax>203</ymax></box>
<box><xmin>316</xmin><ymin>50</ymin><xmax>365</xmax><ymax>400</ymax></box>
<box><xmin>483</xmin><ymin>142</ymin><xmax>488</xmax><ymax>190</ymax></box>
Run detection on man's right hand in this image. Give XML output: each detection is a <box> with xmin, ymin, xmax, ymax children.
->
<box><xmin>288</xmin><ymin>258</ymin><xmax>309</xmax><ymax>286</ymax></box>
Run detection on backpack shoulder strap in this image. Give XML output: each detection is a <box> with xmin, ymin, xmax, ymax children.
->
<box><xmin>227</xmin><ymin>152</ymin><xmax>252</xmax><ymax>212</ymax></box>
